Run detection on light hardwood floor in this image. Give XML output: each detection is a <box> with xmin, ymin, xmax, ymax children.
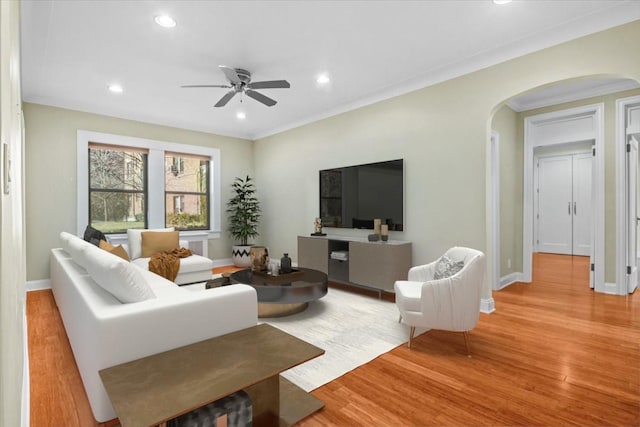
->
<box><xmin>28</xmin><ymin>254</ymin><xmax>639</xmax><ymax>426</ymax></box>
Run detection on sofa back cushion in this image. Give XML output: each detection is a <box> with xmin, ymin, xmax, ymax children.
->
<box><xmin>82</xmin><ymin>243</ymin><xmax>156</xmax><ymax>303</ymax></box>
<box><xmin>141</xmin><ymin>231</ymin><xmax>179</xmax><ymax>258</ymax></box>
<box><xmin>127</xmin><ymin>227</ymin><xmax>174</xmax><ymax>260</ymax></box>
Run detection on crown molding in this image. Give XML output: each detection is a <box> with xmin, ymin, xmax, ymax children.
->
<box><xmin>507</xmin><ymin>79</ymin><xmax>640</xmax><ymax>112</ymax></box>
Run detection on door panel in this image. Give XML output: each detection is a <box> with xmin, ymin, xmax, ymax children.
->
<box><xmin>537</xmin><ymin>156</ymin><xmax>572</xmax><ymax>254</ymax></box>
<box><xmin>573</xmin><ymin>153</ymin><xmax>593</xmax><ymax>256</ymax></box>
<box><xmin>628</xmin><ymin>138</ymin><xmax>638</xmax><ymax>293</ymax></box>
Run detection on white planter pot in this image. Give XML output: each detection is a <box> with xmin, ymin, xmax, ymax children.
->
<box><xmin>232</xmin><ymin>245</ymin><xmax>253</xmax><ymax>267</ymax></box>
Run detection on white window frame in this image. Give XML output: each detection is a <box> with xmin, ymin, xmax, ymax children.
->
<box><xmin>77</xmin><ymin>130</ymin><xmax>221</xmax><ymax>243</ymax></box>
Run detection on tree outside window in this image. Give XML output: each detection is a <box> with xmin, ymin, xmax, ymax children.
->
<box><xmin>165</xmin><ymin>153</ymin><xmax>209</xmax><ymax>230</ymax></box>
<box><xmin>89</xmin><ymin>144</ymin><xmax>147</xmax><ymax>233</ymax></box>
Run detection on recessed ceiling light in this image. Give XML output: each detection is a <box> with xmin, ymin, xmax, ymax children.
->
<box><xmin>493</xmin><ymin>0</ymin><xmax>512</xmax><ymax>4</ymax></box>
<box><xmin>236</xmin><ymin>112</ymin><xmax>246</xmax><ymax>120</ymax></box>
<box><xmin>316</xmin><ymin>74</ymin><xmax>331</xmax><ymax>85</ymax></box>
<box><xmin>108</xmin><ymin>84</ymin><xmax>123</xmax><ymax>93</ymax></box>
<box><xmin>154</xmin><ymin>14</ymin><xmax>176</xmax><ymax>28</ymax></box>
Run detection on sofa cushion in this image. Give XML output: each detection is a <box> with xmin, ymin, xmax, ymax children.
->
<box><xmin>433</xmin><ymin>255</ymin><xmax>464</xmax><ymax>280</ymax></box>
<box><xmin>141</xmin><ymin>231</ymin><xmax>179</xmax><ymax>258</ymax></box>
<box><xmin>99</xmin><ymin>240</ymin><xmax>131</xmax><ymax>262</ymax></box>
<box><xmin>82</xmin><ymin>243</ymin><xmax>156</xmax><ymax>303</ymax></box>
<box><xmin>127</xmin><ymin>227</ymin><xmax>174</xmax><ymax>260</ymax></box>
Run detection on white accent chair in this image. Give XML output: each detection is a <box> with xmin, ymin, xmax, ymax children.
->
<box><xmin>394</xmin><ymin>247</ymin><xmax>486</xmax><ymax>354</ymax></box>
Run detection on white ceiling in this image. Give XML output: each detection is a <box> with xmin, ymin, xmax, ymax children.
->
<box><xmin>20</xmin><ymin>1</ymin><xmax>640</xmax><ymax>140</ymax></box>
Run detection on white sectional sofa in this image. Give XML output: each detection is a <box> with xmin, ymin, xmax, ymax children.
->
<box><xmin>51</xmin><ymin>232</ymin><xmax>258</xmax><ymax>423</ymax></box>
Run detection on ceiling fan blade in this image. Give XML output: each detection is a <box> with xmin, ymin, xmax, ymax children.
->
<box><xmin>214</xmin><ymin>90</ymin><xmax>237</xmax><ymax>107</ymax></box>
<box><xmin>247</xmin><ymin>80</ymin><xmax>290</xmax><ymax>90</ymax></box>
<box><xmin>219</xmin><ymin>65</ymin><xmax>241</xmax><ymax>85</ymax></box>
<box><xmin>245</xmin><ymin>89</ymin><xmax>277</xmax><ymax>107</ymax></box>
<box><xmin>181</xmin><ymin>84</ymin><xmax>231</xmax><ymax>88</ymax></box>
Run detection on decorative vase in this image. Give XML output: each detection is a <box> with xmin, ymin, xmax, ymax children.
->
<box><xmin>280</xmin><ymin>253</ymin><xmax>292</xmax><ymax>274</ymax></box>
<box><xmin>232</xmin><ymin>245</ymin><xmax>253</xmax><ymax>268</ymax></box>
<box><xmin>249</xmin><ymin>246</ymin><xmax>269</xmax><ymax>271</ymax></box>
<box><xmin>373</xmin><ymin>218</ymin><xmax>382</xmax><ymax>235</ymax></box>
<box><xmin>381</xmin><ymin>224</ymin><xmax>389</xmax><ymax>242</ymax></box>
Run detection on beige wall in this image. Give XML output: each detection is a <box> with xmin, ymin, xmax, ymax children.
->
<box><xmin>491</xmin><ymin>105</ymin><xmax>522</xmax><ymax>277</ymax></box>
<box><xmin>0</xmin><ymin>1</ymin><xmax>25</xmax><ymax>425</ymax></box>
<box><xmin>24</xmin><ymin>103</ymin><xmax>254</xmax><ymax>280</ymax></box>
<box><xmin>516</xmin><ymin>87</ymin><xmax>640</xmax><ymax>283</ymax></box>
<box><xmin>254</xmin><ymin>20</ymin><xmax>640</xmax><ymax>299</ymax></box>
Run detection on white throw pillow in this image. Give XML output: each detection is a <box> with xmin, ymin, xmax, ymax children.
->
<box><xmin>60</xmin><ymin>231</ymin><xmax>93</xmax><ymax>269</ymax></box>
<box><xmin>82</xmin><ymin>243</ymin><xmax>156</xmax><ymax>303</ymax></box>
<box><xmin>126</xmin><ymin>227</ymin><xmax>174</xmax><ymax>260</ymax></box>
<box><xmin>433</xmin><ymin>255</ymin><xmax>465</xmax><ymax>280</ymax></box>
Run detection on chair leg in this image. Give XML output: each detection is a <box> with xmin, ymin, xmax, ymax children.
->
<box><xmin>408</xmin><ymin>326</ymin><xmax>416</xmax><ymax>349</ymax></box>
<box><xmin>463</xmin><ymin>331</ymin><xmax>471</xmax><ymax>357</ymax></box>
<box><xmin>398</xmin><ymin>314</ymin><xmax>402</xmax><ymax>323</ymax></box>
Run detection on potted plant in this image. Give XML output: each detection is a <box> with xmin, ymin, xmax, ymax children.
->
<box><xmin>226</xmin><ymin>175</ymin><xmax>261</xmax><ymax>267</ymax></box>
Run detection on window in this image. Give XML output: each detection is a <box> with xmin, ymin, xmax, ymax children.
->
<box><xmin>165</xmin><ymin>153</ymin><xmax>209</xmax><ymax>230</ymax></box>
<box><xmin>89</xmin><ymin>144</ymin><xmax>147</xmax><ymax>233</ymax></box>
<box><xmin>170</xmin><ymin>156</ymin><xmax>185</xmax><ymax>175</ymax></box>
<box><xmin>173</xmin><ymin>195</ymin><xmax>184</xmax><ymax>214</ymax></box>
<box><xmin>78</xmin><ymin>130</ymin><xmax>221</xmax><ymax>240</ymax></box>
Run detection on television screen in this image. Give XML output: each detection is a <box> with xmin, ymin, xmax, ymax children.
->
<box><xmin>319</xmin><ymin>159</ymin><xmax>404</xmax><ymax>231</ymax></box>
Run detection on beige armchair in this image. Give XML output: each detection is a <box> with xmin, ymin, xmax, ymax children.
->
<box><xmin>394</xmin><ymin>247</ymin><xmax>486</xmax><ymax>354</ymax></box>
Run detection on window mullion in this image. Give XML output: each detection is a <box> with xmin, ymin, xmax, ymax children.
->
<box><xmin>147</xmin><ymin>149</ymin><xmax>166</xmax><ymax>229</ymax></box>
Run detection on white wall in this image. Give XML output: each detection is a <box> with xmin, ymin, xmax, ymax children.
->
<box><xmin>0</xmin><ymin>1</ymin><xmax>26</xmax><ymax>425</ymax></box>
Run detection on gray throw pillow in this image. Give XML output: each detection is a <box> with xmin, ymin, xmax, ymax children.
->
<box><xmin>433</xmin><ymin>255</ymin><xmax>465</xmax><ymax>280</ymax></box>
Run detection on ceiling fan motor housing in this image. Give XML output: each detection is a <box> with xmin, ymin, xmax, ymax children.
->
<box><xmin>234</xmin><ymin>68</ymin><xmax>252</xmax><ymax>86</ymax></box>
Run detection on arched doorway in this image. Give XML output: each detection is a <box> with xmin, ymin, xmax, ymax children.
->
<box><xmin>488</xmin><ymin>76</ymin><xmax>640</xmax><ymax>293</ymax></box>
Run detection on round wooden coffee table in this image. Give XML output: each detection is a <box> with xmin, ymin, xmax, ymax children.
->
<box><xmin>230</xmin><ymin>267</ymin><xmax>328</xmax><ymax>318</ymax></box>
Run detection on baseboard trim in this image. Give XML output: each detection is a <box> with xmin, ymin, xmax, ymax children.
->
<box><xmin>26</xmin><ymin>279</ymin><xmax>51</xmax><ymax>292</ymax></box>
<box><xmin>211</xmin><ymin>258</ymin><xmax>233</xmax><ymax>268</ymax></box>
<box><xmin>499</xmin><ymin>272</ymin><xmax>524</xmax><ymax>290</ymax></box>
<box><xmin>480</xmin><ymin>297</ymin><xmax>495</xmax><ymax>314</ymax></box>
<box><xmin>601</xmin><ymin>282</ymin><xmax>621</xmax><ymax>295</ymax></box>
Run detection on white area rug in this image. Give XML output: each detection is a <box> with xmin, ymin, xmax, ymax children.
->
<box><xmin>183</xmin><ymin>283</ymin><xmax>409</xmax><ymax>391</ymax></box>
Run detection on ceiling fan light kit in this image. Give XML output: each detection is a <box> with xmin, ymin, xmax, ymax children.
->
<box><xmin>181</xmin><ymin>65</ymin><xmax>290</xmax><ymax>108</ymax></box>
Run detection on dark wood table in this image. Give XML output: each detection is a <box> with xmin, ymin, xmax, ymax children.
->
<box><xmin>99</xmin><ymin>324</ymin><xmax>324</xmax><ymax>427</ymax></box>
<box><xmin>230</xmin><ymin>267</ymin><xmax>328</xmax><ymax>317</ymax></box>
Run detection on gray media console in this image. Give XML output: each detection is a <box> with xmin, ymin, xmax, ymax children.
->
<box><xmin>297</xmin><ymin>235</ymin><xmax>412</xmax><ymax>295</ymax></box>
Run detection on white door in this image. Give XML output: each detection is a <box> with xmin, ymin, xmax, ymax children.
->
<box><xmin>573</xmin><ymin>153</ymin><xmax>593</xmax><ymax>256</ymax></box>
<box><xmin>628</xmin><ymin>138</ymin><xmax>639</xmax><ymax>293</ymax></box>
<box><xmin>536</xmin><ymin>153</ymin><xmax>592</xmax><ymax>256</ymax></box>
<box><xmin>537</xmin><ymin>156</ymin><xmax>573</xmax><ymax>254</ymax></box>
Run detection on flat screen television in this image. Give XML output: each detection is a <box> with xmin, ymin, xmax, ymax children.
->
<box><xmin>319</xmin><ymin>159</ymin><xmax>404</xmax><ymax>231</ymax></box>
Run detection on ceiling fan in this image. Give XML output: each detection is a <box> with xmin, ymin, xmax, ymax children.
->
<box><xmin>181</xmin><ymin>65</ymin><xmax>290</xmax><ymax>107</ymax></box>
